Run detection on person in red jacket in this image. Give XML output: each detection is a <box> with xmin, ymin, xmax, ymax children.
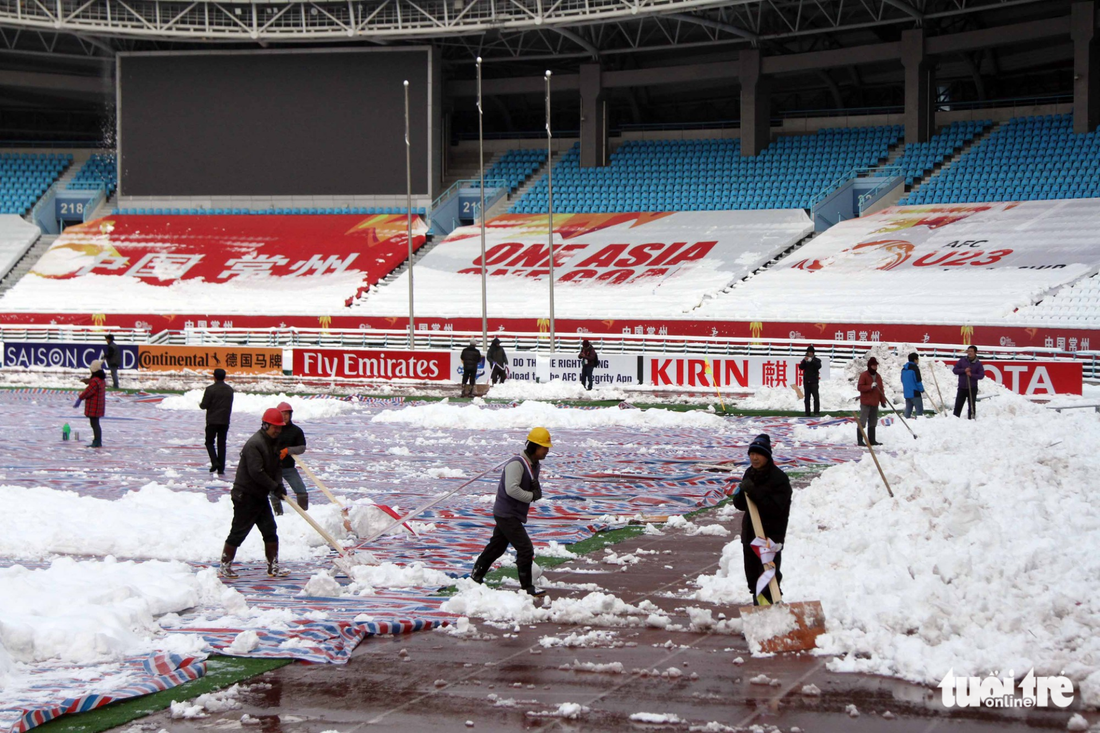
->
<box><xmin>74</xmin><ymin>359</ymin><xmax>107</xmax><ymax>448</ymax></box>
<box><xmin>856</xmin><ymin>356</ymin><xmax>887</xmax><ymax>447</ymax></box>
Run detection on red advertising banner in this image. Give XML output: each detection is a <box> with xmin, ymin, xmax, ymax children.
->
<box><xmin>644</xmin><ymin>356</ymin><xmax>829</xmax><ymax>388</ymax></box>
<box><xmin>292</xmin><ymin>348</ymin><xmax>450</xmax><ymax>381</ymax></box>
<box><xmin>943</xmin><ymin>360</ymin><xmax>1083</xmax><ymax>396</ymax></box>
<box><xmin>2</xmin><ymin>312</ymin><xmax>1097</xmax><ymax>355</ymax></box>
<box><xmin>1</xmin><ymin>215</ymin><xmax>428</xmax><ymax>315</ymax></box>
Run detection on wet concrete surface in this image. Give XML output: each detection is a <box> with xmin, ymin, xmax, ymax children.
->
<box><xmin>127</xmin><ymin>499</ymin><xmax>1095</xmax><ymax>733</ymax></box>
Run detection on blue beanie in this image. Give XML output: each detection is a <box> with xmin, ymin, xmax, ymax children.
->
<box><xmin>747</xmin><ymin>434</ymin><xmax>772</xmax><ymax>460</ymax></box>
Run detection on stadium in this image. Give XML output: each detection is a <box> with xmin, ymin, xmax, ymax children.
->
<box><xmin>0</xmin><ymin>1</ymin><xmax>1099</xmax><ymax>731</ymax></box>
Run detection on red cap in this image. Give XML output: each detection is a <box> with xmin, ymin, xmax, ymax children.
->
<box><xmin>262</xmin><ymin>407</ymin><xmax>286</xmax><ymax>426</ymax></box>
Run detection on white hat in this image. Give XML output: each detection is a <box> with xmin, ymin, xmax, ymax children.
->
<box><xmin>89</xmin><ymin>359</ymin><xmax>103</xmax><ymax>372</ymax></box>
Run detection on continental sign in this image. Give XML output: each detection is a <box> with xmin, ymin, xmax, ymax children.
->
<box><xmin>137</xmin><ymin>346</ymin><xmax>283</xmax><ymax>374</ymax></box>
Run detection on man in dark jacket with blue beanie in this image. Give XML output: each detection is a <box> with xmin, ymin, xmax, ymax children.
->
<box><xmin>470</xmin><ymin>427</ymin><xmax>552</xmax><ymax>596</ymax></box>
<box><xmin>731</xmin><ymin>434</ymin><xmax>792</xmax><ymax>606</ymax></box>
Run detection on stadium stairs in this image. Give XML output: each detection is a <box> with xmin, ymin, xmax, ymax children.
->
<box><xmin>902</xmin><ymin>122</ymin><xmax>1000</xmax><ymax>202</ymax></box>
<box><xmin>482</xmin><ymin>149</ymin><xmax>561</xmax><ymax>221</ymax></box>
<box><xmin>0</xmin><ymin>234</ymin><xmax>55</xmax><ymax>296</ymax></box>
<box><xmin>366</xmin><ymin>232</ymin><xmax>442</xmax><ymax>293</ymax></box>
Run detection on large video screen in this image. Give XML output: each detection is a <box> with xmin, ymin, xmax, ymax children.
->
<box><xmin>118</xmin><ymin>49</ymin><xmax>433</xmax><ymax>197</ymax></box>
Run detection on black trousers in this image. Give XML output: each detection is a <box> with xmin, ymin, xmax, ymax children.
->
<box><xmin>743</xmin><ymin>542</ymin><xmax>783</xmax><ymax>606</ymax></box>
<box><xmin>88</xmin><ymin>416</ymin><xmax>102</xmax><ymax>446</ymax></box>
<box><xmin>108</xmin><ymin>365</ymin><xmax>120</xmax><ymax>389</ymax></box>
<box><xmin>491</xmin><ymin>364</ymin><xmax>507</xmax><ymax>384</ymax></box>
<box><xmin>225</xmin><ymin>489</ymin><xmax>278</xmax><ymax>546</ymax></box>
<box><xmin>803</xmin><ymin>383</ymin><xmax>820</xmax><ymax>415</ymax></box>
<box><xmin>580</xmin><ymin>364</ymin><xmax>594</xmax><ymax>390</ymax></box>
<box><xmin>474</xmin><ymin>515</ymin><xmax>535</xmax><ymax>585</ymax></box>
<box><xmin>953</xmin><ymin>387</ymin><xmax>977</xmax><ymax>419</ymax></box>
<box><xmin>205</xmin><ymin>424</ymin><xmax>229</xmax><ymax>473</ymax></box>
<box><xmin>462</xmin><ymin>367</ymin><xmax>477</xmax><ymax>386</ymax></box>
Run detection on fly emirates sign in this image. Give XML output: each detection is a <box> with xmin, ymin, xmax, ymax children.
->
<box><xmin>293</xmin><ymin>349</ymin><xmax>449</xmax><ymax>381</ymax></box>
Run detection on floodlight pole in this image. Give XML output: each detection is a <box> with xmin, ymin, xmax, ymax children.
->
<box><xmin>404</xmin><ymin>79</ymin><xmax>415</xmax><ymax>348</ymax></box>
<box><xmin>545</xmin><ymin>70</ymin><xmax>556</xmax><ymax>351</ymax></box>
<box><xmin>477</xmin><ymin>57</ymin><xmax>488</xmax><ymax>351</ymax></box>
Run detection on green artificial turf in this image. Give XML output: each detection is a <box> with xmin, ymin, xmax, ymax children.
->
<box><xmin>28</xmin><ymin>657</ymin><xmax>290</xmax><ymax>733</ymax></box>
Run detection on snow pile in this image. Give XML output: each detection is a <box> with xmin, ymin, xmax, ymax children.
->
<box><xmin>699</xmin><ymin>393</ymin><xmax>1100</xmax><ymax>705</ymax></box>
<box><xmin>539</xmin><ymin>630</ymin><xmax>619</xmax><ymax>648</ymax></box>
<box><xmin>629</xmin><ymin>712</ymin><xmax>683</xmax><ymax>724</ymax></box>
<box><xmin>486</xmin><ymin>380</ymin><xmax>628</xmax><ymax>402</ymax></box>
<box><xmin>526</xmin><ymin>702</ymin><xmax>590</xmax><ymax>719</ymax></box>
<box><xmin>169</xmin><ymin>684</ymin><xmax>243</xmax><ymax>719</ymax></box>
<box><xmin>372</xmin><ymin>399</ymin><xmax>730</xmax><ymax>432</ymax></box>
<box><xmin>738</xmin><ymin>345</ymin><xmax>992</xmax><ymax>413</ymax></box>
<box><xmin>0</xmin><ymin>557</ymin><xmax>229</xmax><ymax>688</ymax></box>
<box><xmin>158</xmin><ymin>390</ymin><xmax>359</xmax><ymax>420</ymax></box>
<box><xmin>0</xmin><ymin>483</ymin><xmax>347</xmax><ymax>562</ymax></box>
<box><xmin>441</xmin><ymin>582</ymin><xmax>668</xmax><ymax>627</ymax></box>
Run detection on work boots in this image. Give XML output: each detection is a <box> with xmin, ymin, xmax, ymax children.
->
<box><xmin>517</xmin><ymin>566</ymin><xmax>545</xmax><ymax>597</ymax></box>
<box><xmin>219</xmin><ymin>543</ymin><xmax>239</xmax><ymax>579</ymax></box>
<box><xmin>470</xmin><ymin>563</ymin><xmax>488</xmax><ymax>584</ymax></box>
<box><xmin>265</xmin><ymin>541</ymin><xmax>290</xmax><ymax>577</ymax></box>
<box><xmin>297</xmin><ymin>494</ymin><xmax>309</xmax><ymax>511</ymax></box>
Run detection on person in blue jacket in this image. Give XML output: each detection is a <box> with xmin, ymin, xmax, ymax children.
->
<box><xmin>900</xmin><ymin>352</ymin><xmax>926</xmax><ymax>418</ymax></box>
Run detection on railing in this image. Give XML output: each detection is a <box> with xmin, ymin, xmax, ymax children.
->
<box><xmin>0</xmin><ymin>324</ymin><xmax>151</xmax><ymax>342</ymax></box>
<box><xmin>2</xmin><ymin>324</ymin><xmax>1097</xmax><ymax>380</ymax></box>
<box><xmin>169</xmin><ymin>327</ymin><xmax>1100</xmax><ymax>379</ymax></box>
<box><xmin>857</xmin><ymin>166</ymin><xmax>905</xmax><ymax>214</ymax></box>
<box><xmin>429</xmin><ymin>177</ymin><xmax>510</xmax><ymax>214</ymax></box>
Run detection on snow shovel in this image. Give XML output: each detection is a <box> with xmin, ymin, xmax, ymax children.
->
<box><xmin>738</xmin><ymin>495</ymin><xmax>826</xmax><ymax>654</ymax></box>
<box><xmin>296</xmin><ymin>460</ymin><xmax>354</xmax><ymax>533</ymax></box>
<box><xmin>882</xmin><ymin>394</ymin><xmax>918</xmax><ymax>439</ymax></box>
<box><xmin>298</xmin><ymin>460</ymin><xmax>418</xmax><ymax>539</ymax></box>
<box><xmin>359</xmin><ymin>458</ymin><xmax>509</xmax><ymax>544</ymax></box>
<box><xmin>282</xmin><ymin>495</ymin><xmax>377</xmax><ymax>575</ymax></box>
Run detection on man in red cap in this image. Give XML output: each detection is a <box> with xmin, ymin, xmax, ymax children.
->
<box><xmin>857</xmin><ymin>357</ymin><xmax>887</xmax><ymax>446</ymax></box>
<box><xmin>272</xmin><ymin>401</ymin><xmax>308</xmax><ymax>514</ymax></box>
<box><xmin>219</xmin><ymin>407</ymin><xmax>290</xmax><ymax>579</ymax></box>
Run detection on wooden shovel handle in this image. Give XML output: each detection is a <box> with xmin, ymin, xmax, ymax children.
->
<box><xmin>297</xmin><ymin>460</ymin><xmax>345</xmax><ymax>510</ymax></box>
<box><xmin>745</xmin><ymin>494</ymin><xmax>783</xmax><ymax>605</ymax></box>
<box><xmin>284</xmin><ymin>494</ymin><xmax>348</xmax><ymax>557</ymax></box>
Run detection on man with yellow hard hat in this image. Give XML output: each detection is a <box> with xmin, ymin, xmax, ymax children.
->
<box><xmin>470</xmin><ymin>427</ymin><xmax>552</xmax><ymax>596</ymax></box>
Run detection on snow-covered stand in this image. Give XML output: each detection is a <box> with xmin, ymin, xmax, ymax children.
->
<box><xmin>0</xmin><ymin>214</ymin><xmax>428</xmax><ymax>315</ymax></box>
<box><xmin>0</xmin><ymin>216</ymin><xmax>41</xmax><ymax>283</ymax></box>
<box><xmin>354</xmin><ymin>210</ymin><xmax>814</xmax><ymax>319</ymax></box>
<box><xmin>696</xmin><ymin>199</ymin><xmax>1100</xmax><ymax>330</ymax></box>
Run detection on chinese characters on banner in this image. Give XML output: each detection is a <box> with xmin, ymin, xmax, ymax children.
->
<box><xmin>137</xmin><ymin>346</ymin><xmax>283</xmax><ymax>375</ymax></box>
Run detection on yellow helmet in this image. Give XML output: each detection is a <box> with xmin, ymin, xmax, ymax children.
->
<box><xmin>526</xmin><ymin>427</ymin><xmax>552</xmax><ymax>448</ymax></box>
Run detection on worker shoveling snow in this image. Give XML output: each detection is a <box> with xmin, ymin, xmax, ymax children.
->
<box><xmin>698</xmin><ymin>389</ymin><xmax>1100</xmax><ymax>707</ymax></box>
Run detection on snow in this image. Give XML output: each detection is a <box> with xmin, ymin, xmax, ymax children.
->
<box><xmin>354</xmin><ymin>210</ymin><xmax>812</xmax><ymax>319</ymax></box>
<box><xmin>0</xmin><ymin>483</ymin><xmax>345</xmax><ymax>562</ymax></box>
<box><xmin>158</xmin><ymin>390</ymin><xmax>360</xmax><ymax>420</ymax></box>
<box><xmin>485</xmin><ymin>380</ymin><xmax>628</xmax><ymax>402</ymax></box>
<box><xmin>372</xmin><ymin>399</ymin><xmax>730</xmax><ymax>432</ymax></box>
<box><xmin>737</xmin><ymin>344</ymin><xmax>999</xmax><ymax>413</ymax></box>
<box><xmin>441</xmin><ymin>581</ymin><xmax>668</xmax><ymax>627</ymax></box>
<box><xmin>696</xmin><ymin>200</ymin><xmax>1100</xmax><ymax>325</ymax></box>
<box><xmin>0</xmin><ymin>215</ymin><xmax>41</xmax><ymax>282</ymax></box>
<box><xmin>741</xmin><ymin>606</ymin><xmax>798</xmax><ymax>655</ymax></box>
<box><xmin>0</xmin><ymin>558</ymin><xmax>216</xmax><ymax>670</ymax></box>
<box><xmin>696</xmin><ymin>389</ymin><xmax>1100</xmax><ymax>705</ymax></box>
<box><xmin>629</xmin><ymin>712</ymin><xmax>683</xmax><ymax>724</ymax></box>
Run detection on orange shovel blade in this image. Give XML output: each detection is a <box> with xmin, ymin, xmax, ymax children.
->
<box><xmin>739</xmin><ymin>600</ymin><xmax>826</xmax><ymax>654</ymax></box>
